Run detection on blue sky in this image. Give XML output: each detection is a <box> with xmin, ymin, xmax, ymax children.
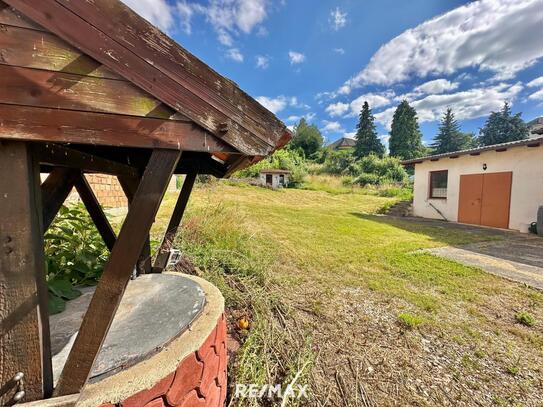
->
<box><xmin>123</xmin><ymin>0</ymin><xmax>543</xmax><ymax>147</ymax></box>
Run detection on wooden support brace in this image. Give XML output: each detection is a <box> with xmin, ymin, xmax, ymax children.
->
<box><xmin>152</xmin><ymin>173</ymin><xmax>197</xmax><ymax>273</ymax></box>
<box><xmin>74</xmin><ymin>174</ymin><xmax>117</xmax><ymax>251</ymax></box>
<box><xmin>41</xmin><ymin>168</ymin><xmax>80</xmax><ymax>231</ymax></box>
<box><xmin>0</xmin><ymin>141</ymin><xmax>53</xmax><ymax>403</ymax></box>
<box><xmin>53</xmin><ymin>149</ymin><xmax>181</xmax><ymax>396</ymax></box>
<box><xmin>118</xmin><ymin>175</ymin><xmax>152</xmax><ymax>275</ymax></box>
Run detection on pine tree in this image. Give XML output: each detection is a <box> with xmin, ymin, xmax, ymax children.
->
<box><xmin>389</xmin><ymin>100</ymin><xmax>424</xmax><ymax>159</ymax></box>
<box><xmin>478</xmin><ymin>102</ymin><xmax>529</xmax><ymax>146</ymax></box>
<box><xmin>431</xmin><ymin>108</ymin><xmax>474</xmax><ymax>154</ymax></box>
<box><xmin>354</xmin><ymin>101</ymin><xmax>385</xmax><ymax>158</ymax></box>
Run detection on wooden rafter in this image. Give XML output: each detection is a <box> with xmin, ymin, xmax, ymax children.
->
<box><xmin>40</xmin><ymin>168</ymin><xmax>80</xmax><ymax>231</ymax></box>
<box><xmin>153</xmin><ymin>173</ymin><xmax>197</xmax><ymax>273</ymax></box>
<box><xmin>54</xmin><ymin>149</ymin><xmax>181</xmax><ymax>396</ymax></box>
<box><xmin>74</xmin><ymin>174</ymin><xmax>117</xmax><ymax>252</ymax></box>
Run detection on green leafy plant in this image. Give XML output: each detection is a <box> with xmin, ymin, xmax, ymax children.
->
<box><xmin>398</xmin><ymin>312</ymin><xmax>425</xmax><ymax>329</ymax></box>
<box><xmin>515</xmin><ymin>311</ymin><xmax>536</xmax><ymax>327</ymax></box>
<box><xmin>45</xmin><ymin>204</ymin><xmax>109</xmax><ymax>314</ymax></box>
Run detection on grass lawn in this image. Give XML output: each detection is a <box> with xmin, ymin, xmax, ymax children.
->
<box><xmin>154</xmin><ymin>181</ymin><xmax>543</xmax><ymax>407</ymax></box>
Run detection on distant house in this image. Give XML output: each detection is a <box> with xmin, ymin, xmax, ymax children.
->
<box><xmin>328</xmin><ymin>136</ymin><xmax>356</xmax><ymax>150</ymax></box>
<box><xmin>259</xmin><ymin>169</ymin><xmax>291</xmax><ymax>189</ymax></box>
<box><xmin>402</xmin><ymin>136</ymin><xmax>543</xmax><ymax>232</ymax></box>
<box><xmin>528</xmin><ymin>117</ymin><xmax>543</xmax><ymax>137</ymax></box>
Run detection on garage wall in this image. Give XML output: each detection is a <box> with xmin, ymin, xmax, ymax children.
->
<box><xmin>412</xmin><ymin>145</ymin><xmax>543</xmax><ymax>231</ymax></box>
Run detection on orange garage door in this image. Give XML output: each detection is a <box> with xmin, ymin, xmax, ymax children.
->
<box><xmin>458</xmin><ymin>172</ymin><xmax>512</xmax><ymax>229</ymax></box>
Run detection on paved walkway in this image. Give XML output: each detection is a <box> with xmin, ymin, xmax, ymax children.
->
<box><xmin>404</xmin><ymin>218</ymin><xmax>543</xmax><ymax>290</ymax></box>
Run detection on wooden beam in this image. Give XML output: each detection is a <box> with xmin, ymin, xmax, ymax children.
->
<box><xmin>41</xmin><ymin>168</ymin><xmax>80</xmax><ymax>231</ymax></box>
<box><xmin>74</xmin><ymin>174</ymin><xmax>116</xmax><ymax>251</ymax></box>
<box><xmin>117</xmin><ymin>176</ymin><xmax>152</xmax><ymax>275</ymax></box>
<box><xmin>0</xmin><ymin>65</ymin><xmax>185</xmax><ymax>120</ymax></box>
<box><xmin>3</xmin><ymin>0</ymin><xmax>283</xmax><ymax>156</ymax></box>
<box><xmin>153</xmin><ymin>173</ymin><xmax>196</xmax><ymax>273</ymax></box>
<box><xmin>34</xmin><ymin>143</ymin><xmax>139</xmax><ymax>179</ymax></box>
<box><xmin>0</xmin><ymin>103</ymin><xmax>238</xmax><ymax>153</ymax></box>
<box><xmin>0</xmin><ymin>141</ymin><xmax>53</xmax><ymax>403</ymax></box>
<box><xmin>53</xmin><ymin>149</ymin><xmax>181</xmax><ymax>396</ymax></box>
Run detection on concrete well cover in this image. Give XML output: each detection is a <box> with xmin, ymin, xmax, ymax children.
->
<box><xmin>50</xmin><ymin>274</ymin><xmax>206</xmax><ymax>383</ymax></box>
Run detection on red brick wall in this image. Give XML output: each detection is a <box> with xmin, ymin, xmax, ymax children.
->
<box><xmin>85</xmin><ymin>174</ymin><xmax>128</xmax><ymax>208</ymax></box>
<box><xmin>100</xmin><ymin>314</ymin><xmax>227</xmax><ymax>407</ymax></box>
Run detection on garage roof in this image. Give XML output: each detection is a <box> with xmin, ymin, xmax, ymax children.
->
<box><xmin>402</xmin><ymin>136</ymin><xmax>543</xmax><ymax>165</ymax></box>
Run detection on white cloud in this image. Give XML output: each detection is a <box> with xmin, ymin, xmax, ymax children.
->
<box><xmin>121</xmin><ymin>0</ymin><xmax>175</xmax><ymax>32</ymax></box>
<box><xmin>528</xmin><ymin>89</ymin><xmax>543</xmax><ymax>100</ymax></box>
<box><xmin>289</xmin><ymin>51</ymin><xmax>306</xmax><ymax>65</ymax></box>
<box><xmin>375</xmin><ymin>82</ymin><xmax>523</xmax><ymax>129</ymax></box>
<box><xmin>326</xmin><ymin>92</ymin><xmax>394</xmax><ymax>118</ymax></box>
<box><xmin>413</xmin><ymin>79</ymin><xmax>459</xmax><ymax>95</ymax></box>
<box><xmin>287</xmin><ymin>112</ymin><xmax>316</xmax><ymax>123</ymax></box>
<box><xmin>528</xmin><ymin>76</ymin><xmax>543</xmax><ymax>87</ymax></box>
<box><xmin>176</xmin><ymin>1</ymin><xmax>194</xmax><ymax>34</ymax></box>
<box><xmin>330</xmin><ymin>7</ymin><xmax>347</xmax><ymax>31</ymax></box>
<box><xmin>256</xmin><ymin>95</ymin><xmax>306</xmax><ymax>114</ymax></box>
<box><xmin>339</xmin><ymin>0</ymin><xmax>543</xmax><ymax>93</ymax></box>
<box><xmin>322</xmin><ymin>120</ymin><xmax>344</xmax><ymax>133</ymax></box>
<box><xmin>226</xmin><ymin>48</ymin><xmax>244</xmax><ymax>62</ymax></box>
<box><xmin>326</xmin><ymin>102</ymin><xmax>350</xmax><ymax>117</ymax></box>
<box><xmin>255</xmin><ymin>55</ymin><xmax>269</xmax><ymax>69</ymax></box>
<box><xmin>333</xmin><ymin>48</ymin><xmax>346</xmax><ymax>55</ymax></box>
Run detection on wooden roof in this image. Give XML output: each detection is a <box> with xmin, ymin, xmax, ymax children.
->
<box><xmin>2</xmin><ymin>0</ymin><xmax>291</xmax><ymax>158</ymax></box>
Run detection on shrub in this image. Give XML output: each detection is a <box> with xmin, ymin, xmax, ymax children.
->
<box><xmin>353</xmin><ymin>155</ymin><xmax>408</xmax><ymax>186</ymax></box>
<box><xmin>45</xmin><ymin>204</ymin><xmax>109</xmax><ymax>313</ymax></box>
<box><xmin>234</xmin><ymin>148</ymin><xmax>308</xmax><ymax>186</ymax></box>
<box><xmin>515</xmin><ymin>311</ymin><xmax>536</xmax><ymax>327</ymax></box>
<box><xmin>322</xmin><ymin>149</ymin><xmax>357</xmax><ymax>175</ymax></box>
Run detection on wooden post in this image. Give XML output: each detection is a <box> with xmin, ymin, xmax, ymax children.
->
<box><xmin>74</xmin><ymin>174</ymin><xmax>117</xmax><ymax>251</ymax></box>
<box><xmin>54</xmin><ymin>149</ymin><xmax>181</xmax><ymax>396</ymax></box>
<box><xmin>118</xmin><ymin>175</ymin><xmax>152</xmax><ymax>275</ymax></box>
<box><xmin>0</xmin><ymin>141</ymin><xmax>53</xmax><ymax>403</ymax></box>
<box><xmin>41</xmin><ymin>168</ymin><xmax>80</xmax><ymax>231</ymax></box>
<box><xmin>152</xmin><ymin>172</ymin><xmax>196</xmax><ymax>273</ymax></box>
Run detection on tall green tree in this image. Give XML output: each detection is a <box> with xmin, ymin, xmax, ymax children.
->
<box><xmin>431</xmin><ymin>108</ymin><xmax>474</xmax><ymax>154</ymax></box>
<box><xmin>389</xmin><ymin>100</ymin><xmax>424</xmax><ymax>159</ymax></box>
<box><xmin>289</xmin><ymin>118</ymin><xmax>323</xmax><ymax>158</ymax></box>
<box><xmin>354</xmin><ymin>101</ymin><xmax>385</xmax><ymax>158</ymax></box>
<box><xmin>478</xmin><ymin>102</ymin><xmax>529</xmax><ymax>146</ymax></box>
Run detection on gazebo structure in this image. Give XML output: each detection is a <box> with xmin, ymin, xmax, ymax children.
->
<box><xmin>0</xmin><ymin>0</ymin><xmax>289</xmax><ymax>405</ymax></box>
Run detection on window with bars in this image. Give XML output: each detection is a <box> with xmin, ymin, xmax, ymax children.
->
<box><xmin>429</xmin><ymin>170</ymin><xmax>448</xmax><ymax>199</ymax></box>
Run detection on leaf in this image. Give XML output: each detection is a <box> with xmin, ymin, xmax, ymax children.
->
<box><xmin>48</xmin><ymin>293</ymin><xmax>66</xmax><ymax>315</ymax></box>
<box><xmin>48</xmin><ymin>279</ymin><xmax>82</xmax><ymax>300</ymax></box>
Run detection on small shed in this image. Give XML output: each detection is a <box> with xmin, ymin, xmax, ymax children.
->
<box><xmin>0</xmin><ymin>0</ymin><xmax>290</xmax><ymax>405</ymax></box>
<box><xmin>402</xmin><ymin>136</ymin><xmax>543</xmax><ymax>231</ymax></box>
<box><xmin>259</xmin><ymin>169</ymin><xmax>291</xmax><ymax>188</ymax></box>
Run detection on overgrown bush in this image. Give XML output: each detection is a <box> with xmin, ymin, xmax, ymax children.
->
<box><xmin>352</xmin><ymin>155</ymin><xmax>408</xmax><ymax>186</ymax></box>
<box><xmin>234</xmin><ymin>148</ymin><xmax>308</xmax><ymax>186</ymax></box>
<box><xmin>45</xmin><ymin>204</ymin><xmax>109</xmax><ymax>313</ymax></box>
<box><xmin>322</xmin><ymin>149</ymin><xmax>357</xmax><ymax>175</ymax></box>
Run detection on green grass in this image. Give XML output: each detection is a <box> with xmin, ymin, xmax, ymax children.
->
<box><xmin>153</xmin><ymin>180</ymin><xmax>543</xmax><ymax>406</ymax></box>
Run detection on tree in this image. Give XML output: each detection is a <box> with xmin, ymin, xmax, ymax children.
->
<box><xmin>431</xmin><ymin>108</ymin><xmax>475</xmax><ymax>154</ymax></box>
<box><xmin>388</xmin><ymin>100</ymin><xmax>425</xmax><ymax>159</ymax></box>
<box><xmin>354</xmin><ymin>101</ymin><xmax>385</xmax><ymax>158</ymax></box>
<box><xmin>478</xmin><ymin>102</ymin><xmax>529</xmax><ymax>146</ymax></box>
<box><xmin>289</xmin><ymin>118</ymin><xmax>323</xmax><ymax>158</ymax></box>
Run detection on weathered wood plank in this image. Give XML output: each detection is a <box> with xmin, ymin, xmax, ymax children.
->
<box><xmin>0</xmin><ymin>1</ymin><xmax>44</xmax><ymax>31</ymax></box>
<box><xmin>74</xmin><ymin>174</ymin><xmax>116</xmax><ymax>251</ymax></box>
<box><xmin>153</xmin><ymin>172</ymin><xmax>196</xmax><ymax>272</ymax></box>
<box><xmin>34</xmin><ymin>143</ymin><xmax>140</xmax><ymax>179</ymax></box>
<box><xmin>0</xmin><ymin>65</ymin><xmax>184</xmax><ymax>120</ymax></box>
<box><xmin>0</xmin><ymin>103</ymin><xmax>238</xmax><ymax>153</ymax></box>
<box><xmin>0</xmin><ymin>141</ymin><xmax>52</xmax><ymax>403</ymax></box>
<box><xmin>117</xmin><ymin>175</ymin><xmax>152</xmax><ymax>275</ymax></box>
<box><xmin>3</xmin><ymin>0</ymin><xmax>280</xmax><ymax>155</ymax></box>
<box><xmin>41</xmin><ymin>167</ymin><xmax>79</xmax><ymax>231</ymax></box>
<box><xmin>54</xmin><ymin>149</ymin><xmax>180</xmax><ymax>396</ymax></box>
<box><xmin>0</xmin><ymin>24</ymin><xmax>119</xmax><ymax>79</ymax></box>
<box><xmin>17</xmin><ymin>393</ymin><xmax>78</xmax><ymax>407</ymax></box>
